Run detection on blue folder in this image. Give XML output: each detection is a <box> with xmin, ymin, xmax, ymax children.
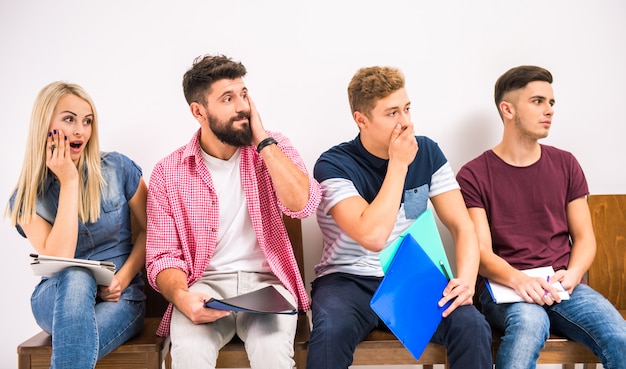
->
<box><xmin>370</xmin><ymin>233</ymin><xmax>451</xmax><ymax>360</ymax></box>
<box><xmin>379</xmin><ymin>208</ymin><xmax>453</xmax><ymax>280</ymax></box>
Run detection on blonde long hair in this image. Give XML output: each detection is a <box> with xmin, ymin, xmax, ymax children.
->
<box><xmin>8</xmin><ymin>82</ymin><xmax>104</xmax><ymax>226</ymax></box>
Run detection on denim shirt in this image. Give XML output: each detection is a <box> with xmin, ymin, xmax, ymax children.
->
<box><xmin>13</xmin><ymin>151</ymin><xmax>145</xmax><ymax>301</ymax></box>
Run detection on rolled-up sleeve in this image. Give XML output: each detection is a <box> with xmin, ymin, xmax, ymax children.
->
<box><xmin>273</xmin><ymin>132</ymin><xmax>321</xmax><ymax>219</ymax></box>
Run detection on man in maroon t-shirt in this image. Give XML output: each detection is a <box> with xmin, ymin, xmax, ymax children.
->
<box><xmin>457</xmin><ymin>65</ymin><xmax>626</xmax><ymax>369</ymax></box>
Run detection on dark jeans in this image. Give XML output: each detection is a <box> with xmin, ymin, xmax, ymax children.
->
<box><xmin>306</xmin><ymin>272</ymin><xmax>492</xmax><ymax>369</ymax></box>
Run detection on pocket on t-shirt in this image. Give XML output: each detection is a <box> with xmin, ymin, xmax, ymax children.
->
<box><xmin>403</xmin><ymin>184</ymin><xmax>428</xmax><ymax>219</ymax></box>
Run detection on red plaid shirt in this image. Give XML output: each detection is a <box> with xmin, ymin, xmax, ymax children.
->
<box><xmin>146</xmin><ymin>129</ymin><xmax>321</xmax><ymax>337</ymax></box>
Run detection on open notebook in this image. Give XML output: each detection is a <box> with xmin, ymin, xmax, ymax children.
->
<box><xmin>30</xmin><ymin>254</ymin><xmax>116</xmax><ymax>286</ymax></box>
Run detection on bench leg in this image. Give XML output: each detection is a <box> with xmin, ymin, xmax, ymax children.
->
<box><xmin>294</xmin><ymin>350</ymin><xmax>306</xmax><ymax>369</ymax></box>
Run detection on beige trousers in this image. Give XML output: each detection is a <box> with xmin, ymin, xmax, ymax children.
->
<box><xmin>170</xmin><ymin>271</ymin><xmax>297</xmax><ymax>369</ymax></box>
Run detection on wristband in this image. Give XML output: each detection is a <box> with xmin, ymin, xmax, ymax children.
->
<box><xmin>256</xmin><ymin>137</ymin><xmax>278</xmax><ymax>153</ymax></box>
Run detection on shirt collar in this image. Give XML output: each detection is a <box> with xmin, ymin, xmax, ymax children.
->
<box><xmin>181</xmin><ymin>129</ymin><xmax>202</xmax><ymax>165</ymax></box>
<box><xmin>354</xmin><ymin>134</ymin><xmax>389</xmax><ymax>170</ymax></box>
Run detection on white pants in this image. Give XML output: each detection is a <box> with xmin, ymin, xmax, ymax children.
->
<box><xmin>170</xmin><ymin>271</ymin><xmax>297</xmax><ymax>369</ymax></box>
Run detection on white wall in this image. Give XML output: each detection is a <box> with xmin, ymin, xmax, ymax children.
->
<box><xmin>1</xmin><ymin>1</ymin><xmax>624</xmax><ymax>368</ymax></box>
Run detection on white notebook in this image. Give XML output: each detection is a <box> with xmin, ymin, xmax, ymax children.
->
<box><xmin>30</xmin><ymin>254</ymin><xmax>116</xmax><ymax>286</ymax></box>
<box><xmin>485</xmin><ymin>266</ymin><xmax>570</xmax><ymax>304</ymax></box>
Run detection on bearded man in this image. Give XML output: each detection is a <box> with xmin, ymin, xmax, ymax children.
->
<box><xmin>145</xmin><ymin>54</ymin><xmax>321</xmax><ymax>369</ymax></box>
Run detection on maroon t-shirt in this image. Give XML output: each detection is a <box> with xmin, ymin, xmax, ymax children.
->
<box><xmin>457</xmin><ymin>145</ymin><xmax>589</xmax><ymax>271</ymax></box>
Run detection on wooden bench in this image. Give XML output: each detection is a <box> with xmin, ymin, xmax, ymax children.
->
<box><xmin>18</xmin><ymin>215</ymin><xmax>308</xmax><ymax>369</ymax></box>
<box><xmin>17</xmin><ymin>194</ymin><xmax>626</xmax><ymax>368</ymax></box>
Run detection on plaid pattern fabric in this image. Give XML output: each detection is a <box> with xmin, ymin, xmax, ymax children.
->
<box><xmin>146</xmin><ymin>129</ymin><xmax>320</xmax><ymax>337</ymax></box>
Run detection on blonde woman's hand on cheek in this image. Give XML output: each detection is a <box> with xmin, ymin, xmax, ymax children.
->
<box><xmin>46</xmin><ymin>129</ymin><xmax>78</xmax><ymax>184</ymax></box>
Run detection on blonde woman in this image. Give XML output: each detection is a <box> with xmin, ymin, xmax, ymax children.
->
<box><xmin>7</xmin><ymin>82</ymin><xmax>147</xmax><ymax>369</ymax></box>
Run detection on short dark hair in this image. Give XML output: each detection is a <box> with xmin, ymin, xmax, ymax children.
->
<box><xmin>494</xmin><ymin>65</ymin><xmax>553</xmax><ymax>108</ymax></box>
<box><xmin>348</xmin><ymin>66</ymin><xmax>405</xmax><ymax>118</ymax></box>
<box><xmin>182</xmin><ymin>54</ymin><xmax>247</xmax><ymax>106</ymax></box>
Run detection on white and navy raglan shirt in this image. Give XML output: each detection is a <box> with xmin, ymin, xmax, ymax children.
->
<box><xmin>313</xmin><ymin>134</ymin><xmax>459</xmax><ymax>278</ymax></box>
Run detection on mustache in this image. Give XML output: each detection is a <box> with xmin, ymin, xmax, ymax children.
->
<box><xmin>230</xmin><ymin>111</ymin><xmax>250</xmax><ymax>123</ymax></box>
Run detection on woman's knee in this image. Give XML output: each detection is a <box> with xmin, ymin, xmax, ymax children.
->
<box><xmin>58</xmin><ymin>267</ymin><xmax>98</xmax><ymax>290</ymax></box>
<box><xmin>32</xmin><ymin>267</ymin><xmax>97</xmax><ymax>320</ymax></box>
<box><xmin>57</xmin><ymin>267</ymin><xmax>98</xmax><ymax>302</ymax></box>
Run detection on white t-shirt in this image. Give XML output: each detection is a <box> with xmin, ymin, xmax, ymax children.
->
<box><xmin>201</xmin><ymin>149</ymin><xmax>270</xmax><ymax>273</ymax></box>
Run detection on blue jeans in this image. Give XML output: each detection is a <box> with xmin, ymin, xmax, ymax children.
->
<box><xmin>480</xmin><ymin>283</ymin><xmax>626</xmax><ymax>369</ymax></box>
<box><xmin>307</xmin><ymin>272</ymin><xmax>492</xmax><ymax>369</ymax></box>
<box><xmin>31</xmin><ymin>267</ymin><xmax>145</xmax><ymax>369</ymax></box>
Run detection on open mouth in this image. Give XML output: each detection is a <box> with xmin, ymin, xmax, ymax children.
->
<box><xmin>69</xmin><ymin>142</ymin><xmax>82</xmax><ymax>149</ymax></box>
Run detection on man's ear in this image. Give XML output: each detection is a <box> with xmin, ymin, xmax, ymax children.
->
<box><xmin>190</xmin><ymin>102</ymin><xmax>205</xmax><ymax>122</ymax></box>
<box><xmin>499</xmin><ymin>101</ymin><xmax>515</xmax><ymax>120</ymax></box>
<box><xmin>354</xmin><ymin>111</ymin><xmax>368</xmax><ymax>129</ymax></box>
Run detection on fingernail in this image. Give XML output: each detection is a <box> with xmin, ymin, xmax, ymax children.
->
<box><xmin>64</xmin><ymin>136</ymin><xmax>67</xmax><ymax>140</ymax></box>
<box><xmin>53</xmin><ymin>129</ymin><xmax>57</xmax><ymax>134</ymax></box>
<box><xmin>48</xmin><ymin>132</ymin><xmax>51</xmax><ymax>137</ymax></box>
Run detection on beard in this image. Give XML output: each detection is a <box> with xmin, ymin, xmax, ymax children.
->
<box><xmin>208</xmin><ymin>111</ymin><xmax>253</xmax><ymax>147</ymax></box>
